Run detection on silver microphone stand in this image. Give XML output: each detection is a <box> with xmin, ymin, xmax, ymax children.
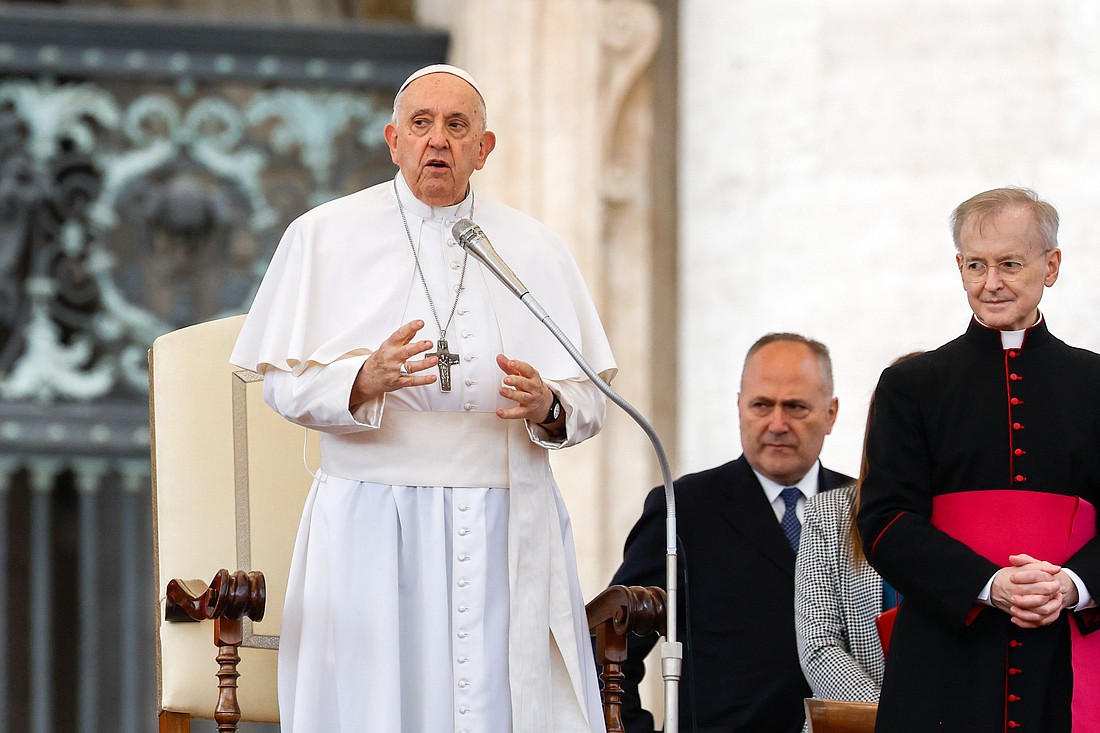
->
<box><xmin>452</xmin><ymin>219</ymin><xmax>682</xmax><ymax>732</ymax></box>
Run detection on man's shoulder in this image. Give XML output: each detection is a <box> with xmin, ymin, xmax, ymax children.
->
<box><xmin>670</xmin><ymin>457</ymin><xmax>753</xmax><ymax>494</ymax></box>
<box><xmin>293</xmin><ymin>182</ymin><xmax>389</xmax><ymax>227</ymax></box>
<box><xmin>820</xmin><ymin>465</ymin><xmax>856</xmax><ymax>490</ymax></box>
<box><xmin>876</xmin><ymin>340</ymin><xmax>956</xmax><ymax>388</ymax></box>
<box><xmin>636</xmin><ymin>459</ymin><xmax>748</xmax><ymax>513</ymax></box>
<box><xmin>1055</xmin><ymin>338</ymin><xmax>1100</xmax><ymax>365</ymax></box>
<box><xmin>476</xmin><ymin>195</ymin><xmax>565</xmax><ymax>244</ymax></box>
<box><xmin>476</xmin><ymin>193</ymin><xmax>540</xmax><ymax>224</ymax></box>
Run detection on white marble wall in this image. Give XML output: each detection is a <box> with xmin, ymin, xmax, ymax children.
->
<box><xmin>680</xmin><ymin>0</ymin><xmax>1100</xmax><ymax>480</ymax></box>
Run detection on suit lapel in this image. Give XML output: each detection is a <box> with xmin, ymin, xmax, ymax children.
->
<box><xmin>717</xmin><ymin>457</ymin><xmax>797</xmax><ymax>576</ymax></box>
<box><xmin>715</xmin><ymin>459</ymin><xmax>847</xmax><ymax>577</ymax></box>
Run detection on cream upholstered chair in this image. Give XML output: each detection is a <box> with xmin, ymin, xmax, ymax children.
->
<box><xmin>150</xmin><ymin>314</ymin><xmax>317</xmax><ymax>731</ymax></box>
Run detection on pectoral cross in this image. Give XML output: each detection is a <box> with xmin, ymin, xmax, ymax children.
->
<box><xmin>428</xmin><ymin>339</ymin><xmax>461</xmax><ymax>392</ymax></box>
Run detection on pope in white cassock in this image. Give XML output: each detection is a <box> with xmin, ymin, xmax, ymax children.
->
<box><xmin>230</xmin><ymin>64</ymin><xmax>616</xmax><ymax>733</ymax></box>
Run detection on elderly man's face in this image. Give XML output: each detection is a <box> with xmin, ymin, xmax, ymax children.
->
<box><xmin>738</xmin><ymin>341</ymin><xmax>838</xmax><ymax>486</ymax></box>
<box><xmin>955</xmin><ymin>206</ymin><xmax>1061</xmax><ymax>331</ymax></box>
<box><xmin>384</xmin><ymin>73</ymin><xmax>495</xmax><ymax>207</ymax></box>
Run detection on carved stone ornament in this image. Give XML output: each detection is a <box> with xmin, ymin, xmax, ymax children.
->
<box><xmin>0</xmin><ymin>4</ymin><xmax>447</xmax><ymax>469</ymax></box>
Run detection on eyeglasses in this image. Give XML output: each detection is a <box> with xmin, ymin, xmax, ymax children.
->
<box><xmin>959</xmin><ymin>252</ymin><xmax>1051</xmax><ymax>282</ymax></box>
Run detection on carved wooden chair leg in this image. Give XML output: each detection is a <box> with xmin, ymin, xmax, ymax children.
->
<box><xmin>587</xmin><ymin>585</ymin><xmax>667</xmax><ymax>733</ymax></box>
<box><xmin>214</xmin><ymin>616</ymin><xmax>244</xmax><ymax>733</ymax></box>
<box><xmin>164</xmin><ymin>569</ymin><xmax>266</xmax><ymax>733</ymax></box>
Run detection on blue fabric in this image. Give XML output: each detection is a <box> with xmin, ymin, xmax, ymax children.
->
<box><xmin>882</xmin><ymin>579</ymin><xmax>901</xmax><ymax>610</ymax></box>
<box><xmin>780</xmin><ymin>487</ymin><xmax>802</xmax><ymax>551</ymax></box>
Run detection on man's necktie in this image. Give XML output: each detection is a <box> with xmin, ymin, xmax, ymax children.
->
<box><xmin>780</xmin><ymin>487</ymin><xmax>802</xmax><ymax>552</ymax></box>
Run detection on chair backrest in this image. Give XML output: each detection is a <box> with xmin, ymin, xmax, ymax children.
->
<box><xmin>804</xmin><ymin>699</ymin><xmax>878</xmax><ymax>733</ymax></box>
<box><xmin>150</xmin><ymin>314</ymin><xmax>317</xmax><ymax>724</ymax></box>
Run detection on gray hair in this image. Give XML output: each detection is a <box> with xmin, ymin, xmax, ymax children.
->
<box><xmin>950</xmin><ymin>186</ymin><xmax>1059</xmax><ymax>252</ymax></box>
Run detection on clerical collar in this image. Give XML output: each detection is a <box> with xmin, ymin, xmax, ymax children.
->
<box><xmin>392</xmin><ymin>172</ymin><xmax>474</xmax><ymax>223</ymax></box>
<box><xmin>754</xmin><ymin>462</ymin><xmax>821</xmax><ymax>505</ymax></box>
<box><xmin>966</xmin><ymin>313</ymin><xmax>1049</xmax><ymax>350</ymax></box>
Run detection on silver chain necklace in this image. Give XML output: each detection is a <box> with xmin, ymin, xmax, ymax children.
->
<box><xmin>394</xmin><ymin>178</ymin><xmax>473</xmax><ymax>392</ymax></box>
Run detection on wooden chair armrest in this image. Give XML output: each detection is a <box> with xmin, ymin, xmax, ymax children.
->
<box><xmin>586</xmin><ymin>585</ymin><xmax>667</xmax><ymax>733</ymax></box>
<box><xmin>804</xmin><ymin>698</ymin><xmax>878</xmax><ymax>733</ymax></box>
<box><xmin>163</xmin><ymin>569</ymin><xmax>266</xmax><ymax>732</ymax></box>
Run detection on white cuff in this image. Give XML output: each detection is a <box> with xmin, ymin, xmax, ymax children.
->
<box><xmin>977</xmin><ymin>573</ymin><xmax>996</xmax><ymax>606</ymax></box>
<box><xmin>524</xmin><ymin>377</ymin><xmax>606</xmax><ymax>449</ymax></box>
<box><xmin>1062</xmin><ymin>567</ymin><xmax>1095</xmax><ymax>611</ymax></box>
<box><xmin>263</xmin><ymin>355</ymin><xmax>383</xmax><ymax>433</ymax></box>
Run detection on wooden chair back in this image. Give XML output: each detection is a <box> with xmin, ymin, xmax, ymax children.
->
<box><xmin>804</xmin><ymin>698</ymin><xmax>878</xmax><ymax>733</ymax></box>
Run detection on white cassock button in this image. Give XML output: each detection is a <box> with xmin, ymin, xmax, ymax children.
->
<box><xmin>458</xmin><ymin>679</ymin><xmax>470</xmax><ymax>689</ymax></box>
<box><xmin>457</xmin><ymin>656</ymin><xmax>469</xmax><ymax>664</ymax></box>
<box><xmin>457</xmin><ymin>578</ymin><xmax>469</xmax><ymax>587</ymax></box>
<box><xmin>458</xmin><ymin>307</ymin><xmax>469</xmax><ymax>315</ymax></box>
<box><xmin>463</xmin><ymin>402</ymin><xmax>476</xmax><ymax>411</ymax></box>
<box><xmin>447</xmin><ymin>238</ymin><xmax>457</xmax><ymax>247</ymax></box>
<box><xmin>458</xmin><ymin>553</ymin><xmax>471</xmax><ymax>561</ymax></box>
<box><xmin>457</xmin><ymin>630</ymin><xmax>469</xmax><ymax>639</ymax></box>
<box><xmin>458</xmin><ymin>528</ymin><xmax>471</xmax><ymax>536</ymax></box>
<box><xmin>464</xmin><ymin>354</ymin><xmax>477</xmax><ymax>362</ymax></box>
<box><xmin>458</xmin><ymin>504</ymin><xmax>470</xmax><ymax>512</ymax></box>
<box><xmin>458</xmin><ymin>706</ymin><xmax>469</xmax><ymax>714</ymax></box>
<box><xmin>458</xmin><ymin>605</ymin><xmax>468</xmax><ymax>612</ymax></box>
<box><xmin>450</xmin><ymin>261</ymin><xmax>461</xmax><ymax>270</ymax></box>
<box><xmin>465</xmin><ymin>378</ymin><xmax>477</xmax><ymax>386</ymax></box>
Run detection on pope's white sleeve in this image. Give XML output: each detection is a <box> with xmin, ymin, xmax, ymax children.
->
<box><xmin>526</xmin><ymin>376</ymin><xmax>606</xmax><ymax>449</ymax></box>
<box><xmin>262</xmin><ymin>356</ymin><xmax>384</xmax><ymax>433</ymax></box>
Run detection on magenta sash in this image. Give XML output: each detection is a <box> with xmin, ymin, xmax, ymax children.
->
<box><xmin>932</xmin><ymin>490</ymin><xmax>1100</xmax><ymax>733</ymax></box>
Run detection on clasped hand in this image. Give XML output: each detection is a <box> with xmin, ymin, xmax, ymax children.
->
<box><xmin>350</xmin><ymin>320</ymin><xmax>557</xmax><ymax>427</ymax></box>
<box><xmin>991</xmin><ymin>553</ymin><xmax>1080</xmax><ymax>628</ymax></box>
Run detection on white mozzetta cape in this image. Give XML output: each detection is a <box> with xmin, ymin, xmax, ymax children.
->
<box><xmin>232</xmin><ymin>176</ymin><xmax>615</xmax><ymax>384</ymax></box>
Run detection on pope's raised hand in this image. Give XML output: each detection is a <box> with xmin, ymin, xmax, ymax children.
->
<box><xmin>350</xmin><ymin>320</ymin><xmax>437</xmax><ymax>411</ymax></box>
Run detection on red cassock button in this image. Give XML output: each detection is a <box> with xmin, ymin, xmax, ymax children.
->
<box><xmin>1014</xmin><ymin>449</ymin><xmax>1026</xmax><ymax>456</ymax></box>
<box><xmin>1010</xmin><ymin>373</ymin><xmax>1022</xmax><ymax>381</ymax></box>
<box><xmin>1009</xmin><ymin>640</ymin><xmax>1022</xmax><ymax>647</ymax></box>
<box><xmin>1008</xmin><ymin>350</ymin><xmax>1018</xmax><ymax>358</ymax></box>
<box><xmin>1013</xmin><ymin>422</ymin><xmax>1024</xmax><ymax>430</ymax></box>
<box><xmin>1015</xmin><ymin>475</ymin><xmax>1027</xmax><ymax>483</ymax></box>
<box><xmin>1009</xmin><ymin>694</ymin><xmax>1022</xmax><ymax>702</ymax></box>
<box><xmin>1011</xmin><ymin>397</ymin><xmax>1022</xmax><ymax>405</ymax></box>
<box><xmin>1008</xmin><ymin>722</ymin><xmax>1020</xmax><ymax>729</ymax></box>
<box><xmin>1009</xmin><ymin>667</ymin><xmax>1022</xmax><ymax>675</ymax></box>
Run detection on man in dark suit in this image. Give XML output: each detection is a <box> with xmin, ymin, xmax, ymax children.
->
<box><xmin>608</xmin><ymin>333</ymin><xmax>853</xmax><ymax>733</ymax></box>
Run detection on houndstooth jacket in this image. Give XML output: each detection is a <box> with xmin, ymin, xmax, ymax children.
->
<box><xmin>794</xmin><ymin>484</ymin><xmax>885</xmax><ymax>703</ymax></box>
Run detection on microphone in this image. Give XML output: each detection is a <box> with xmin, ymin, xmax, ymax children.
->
<box><xmin>451</xmin><ymin>216</ymin><xmax>683</xmax><ymax>732</ymax></box>
<box><xmin>451</xmin><ymin>218</ymin><xmax>529</xmax><ymax>299</ymax></box>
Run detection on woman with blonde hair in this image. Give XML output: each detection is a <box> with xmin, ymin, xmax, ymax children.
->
<box><xmin>794</xmin><ymin>354</ymin><xmax>918</xmax><ymax>703</ymax></box>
